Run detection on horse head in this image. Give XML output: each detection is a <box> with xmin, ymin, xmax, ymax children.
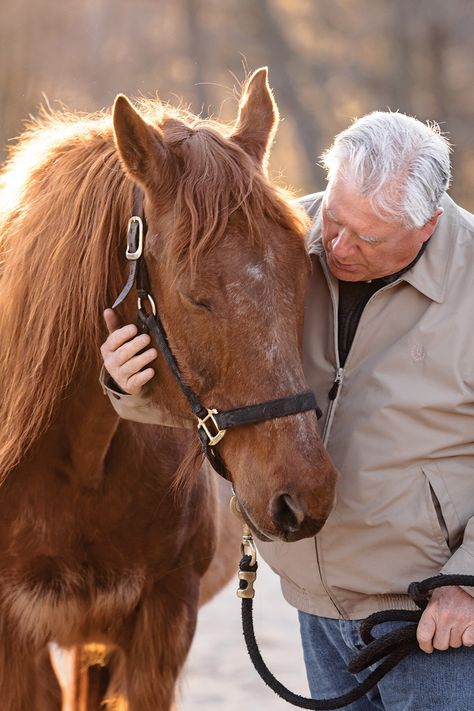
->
<box><xmin>112</xmin><ymin>69</ymin><xmax>338</xmax><ymax>543</ymax></box>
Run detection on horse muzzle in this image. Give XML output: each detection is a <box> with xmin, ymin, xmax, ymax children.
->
<box><xmin>232</xmin><ymin>492</ymin><xmax>329</xmax><ymax>543</ymax></box>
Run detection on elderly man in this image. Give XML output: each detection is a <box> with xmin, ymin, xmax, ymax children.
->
<box><xmin>101</xmin><ymin>112</ymin><xmax>474</xmax><ymax>710</ymax></box>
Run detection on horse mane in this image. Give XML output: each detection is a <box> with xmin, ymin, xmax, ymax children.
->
<box><xmin>0</xmin><ymin>99</ymin><xmax>308</xmax><ymax>482</ymax></box>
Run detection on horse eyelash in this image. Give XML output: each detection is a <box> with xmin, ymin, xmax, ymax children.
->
<box><xmin>194</xmin><ymin>299</ymin><xmax>213</xmax><ymax>312</ymax></box>
<box><xmin>187</xmin><ymin>294</ymin><xmax>213</xmax><ymax>312</ymax></box>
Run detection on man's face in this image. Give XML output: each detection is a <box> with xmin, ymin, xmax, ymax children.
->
<box><xmin>321</xmin><ymin>175</ymin><xmax>440</xmax><ymax>281</ymax></box>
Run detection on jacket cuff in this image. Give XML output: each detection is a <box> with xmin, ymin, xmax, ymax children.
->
<box><xmin>100</xmin><ymin>365</ymin><xmax>136</xmax><ymax>399</ymax></box>
<box><xmin>99</xmin><ymin>366</ymin><xmax>194</xmax><ymax>429</ymax></box>
<box><xmin>440</xmin><ymin>541</ymin><xmax>474</xmax><ymax>598</ymax></box>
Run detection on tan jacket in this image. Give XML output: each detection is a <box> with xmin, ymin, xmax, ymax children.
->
<box><xmin>102</xmin><ymin>191</ymin><xmax>474</xmax><ymax>619</ymax></box>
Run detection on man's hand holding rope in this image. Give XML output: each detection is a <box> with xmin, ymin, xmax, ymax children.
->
<box><xmin>417</xmin><ymin>585</ymin><xmax>474</xmax><ymax>653</ymax></box>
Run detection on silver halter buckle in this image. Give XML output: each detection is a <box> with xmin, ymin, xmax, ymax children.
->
<box><xmin>126</xmin><ymin>216</ymin><xmax>144</xmax><ymax>260</ymax></box>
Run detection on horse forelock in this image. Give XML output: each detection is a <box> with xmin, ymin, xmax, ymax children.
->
<box><xmin>154</xmin><ymin>112</ymin><xmax>309</xmax><ymax>277</ymax></box>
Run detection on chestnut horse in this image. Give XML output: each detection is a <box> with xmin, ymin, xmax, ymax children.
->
<box><xmin>0</xmin><ymin>69</ymin><xmax>337</xmax><ymax>710</ymax></box>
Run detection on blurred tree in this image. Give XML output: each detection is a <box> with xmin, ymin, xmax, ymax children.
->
<box><xmin>246</xmin><ymin>0</ymin><xmax>326</xmax><ymax>187</ymax></box>
<box><xmin>1</xmin><ymin>0</ymin><xmax>474</xmax><ymax>207</ymax></box>
<box><xmin>183</xmin><ymin>0</ymin><xmax>212</xmax><ymax>112</ymax></box>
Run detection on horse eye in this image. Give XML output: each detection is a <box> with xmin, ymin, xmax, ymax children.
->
<box><xmin>183</xmin><ymin>293</ymin><xmax>213</xmax><ymax>312</ymax></box>
<box><xmin>193</xmin><ymin>298</ymin><xmax>212</xmax><ymax>312</ymax></box>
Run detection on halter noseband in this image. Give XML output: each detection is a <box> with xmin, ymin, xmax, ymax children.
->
<box><xmin>112</xmin><ymin>187</ymin><xmax>322</xmax><ymax>481</ymax></box>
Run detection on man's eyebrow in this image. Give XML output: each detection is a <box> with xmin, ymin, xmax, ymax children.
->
<box><xmin>359</xmin><ymin>233</ymin><xmax>384</xmax><ymax>244</ymax></box>
<box><xmin>326</xmin><ymin>207</ymin><xmax>339</xmax><ymax>221</ymax></box>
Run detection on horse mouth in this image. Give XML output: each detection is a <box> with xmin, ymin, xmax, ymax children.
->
<box><xmin>233</xmin><ymin>496</ymin><xmax>326</xmax><ymax>543</ymax></box>
<box><xmin>231</xmin><ymin>497</ymin><xmax>276</xmax><ymax>542</ymax></box>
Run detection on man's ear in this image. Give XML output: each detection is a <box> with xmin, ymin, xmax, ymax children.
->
<box><xmin>113</xmin><ymin>95</ymin><xmax>174</xmax><ymax>191</ymax></box>
<box><xmin>421</xmin><ymin>207</ymin><xmax>444</xmax><ymax>242</ymax></box>
<box><xmin>232</xmin><ymin>68</ymin><xmax>279</xmax><ymax>172</ymax></box>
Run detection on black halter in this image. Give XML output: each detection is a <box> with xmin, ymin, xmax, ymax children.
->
<box><xmin>112</xmin><ymin>187</ymin><xmax>322</xmax><ymax>481</ymax></box>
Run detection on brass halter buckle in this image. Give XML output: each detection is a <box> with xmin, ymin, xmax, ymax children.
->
<box><xmin>137</xmin><ymin>293</ymin><xmax>157</xmax><ymax>317</ymax></box>
<box><xmin>238</xmin><ymin>527</ymin><xmax>257</xmax><ymax>599</ymax></box>
<box><xmin>197</xmin><ymin>408</ymin><xmax>226</xmax><ymax>446</ymax></box>
<box><xmin>125</xmin><ymin>216</ymin><xmax>144</xmax><ymax>260</ymax></box>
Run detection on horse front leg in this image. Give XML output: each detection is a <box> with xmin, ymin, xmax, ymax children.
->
<box><xmin>34</xmin><ymin>647</ymin><xmax>62</xmax><ymax>711</ymax></box>
<box><xmin>0</xmin><ymin>614</ymin><xmax>38</xmax><ymax>711</ymax></box>
<box><xmin>119</xmin><ymin>575</ymin><xmax>200</xmax><ymax>711</ymax></box>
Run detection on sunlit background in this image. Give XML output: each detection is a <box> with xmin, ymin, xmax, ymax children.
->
<box><xmin>3</xmin><ymin>0</ymin><xmax>474</xmax><ymax>207</ymax></box>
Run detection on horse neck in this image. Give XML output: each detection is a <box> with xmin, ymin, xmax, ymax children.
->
<box><xmin>47</xmin><ymin>366</ymin><xmax>120</xmax><ymax>489</ymax></box>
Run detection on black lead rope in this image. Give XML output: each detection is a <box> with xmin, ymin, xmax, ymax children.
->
<box><xmin>238</xmin><ymin>552</ymin><xmax>474</xmax><ymax>709</ymax></box>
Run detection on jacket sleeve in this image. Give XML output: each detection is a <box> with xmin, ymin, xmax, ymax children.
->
<box><xmin>99</xmin><ymin>367</ymin><xmax>193</xmax><ymax>429</ymax></box>
<box><xmin>440</xmin><ymin>518</ymin><xmax>474</xmax><ymax>596</ymax></box>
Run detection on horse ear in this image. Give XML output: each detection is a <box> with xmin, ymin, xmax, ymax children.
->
<box><xmin>113</xmin><ymin>95</ymin><xmax>171</xmax><ymax>189</ymax></box>
<box><xmin>232</xmin><ymin>67</ymin><xmax>279</xmax><ymax>170</ymax></box>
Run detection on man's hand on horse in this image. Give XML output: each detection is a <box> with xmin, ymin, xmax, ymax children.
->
<box><xmin>101</xmin><ymin>308</ymin><xmax>157</xmax><ymax>395</ymax></box>
<box><xmin>417</xmin><ymin>585</ymin><xmax>474</xmax><ymax>653</ymax></box>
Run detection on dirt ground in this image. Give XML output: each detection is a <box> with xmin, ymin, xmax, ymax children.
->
<box><xmin>180</xmin><ymin>559</ymin><xmax>309</xmax><ymax>710</ymax></box>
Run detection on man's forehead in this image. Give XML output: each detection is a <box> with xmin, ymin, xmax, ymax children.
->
<box><xmin>323</xmin><ymin>178</ymin><xmax>411</xmax><ymax>240</ymax></box>
<box><xmin>324</xmin><ymin>178</ymin><xmax>375</xmax><ymax>222</ymax></box>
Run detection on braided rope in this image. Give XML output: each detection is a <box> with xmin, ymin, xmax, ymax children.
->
<box><xmin>239</xmin><ymin>556</ymin><xmax>474</xmax><ymax>709</ymax></box>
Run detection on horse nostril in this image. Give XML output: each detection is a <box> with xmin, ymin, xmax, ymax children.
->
<box><xmin>270</xmin><ymin>493</ymin><xmax>305</xmax><ymax>533</ymax></box>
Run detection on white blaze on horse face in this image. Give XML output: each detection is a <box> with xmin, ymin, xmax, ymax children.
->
<box><xmin>225</xmin><ymin>270</ymin><xmax>303</xmax><ymax>391</ymax></box>
<box><xmin>293</xmin><ymin>411</ymin><xmax>319</xmax><ymax>455</ymax></box>
<box><xmin>245</xmin><ymin>263</ymin><xmax>265</xmax><ymax>282</ymax></box>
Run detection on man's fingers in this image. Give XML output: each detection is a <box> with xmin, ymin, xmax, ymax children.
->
<box><xmin>100</xmin><ymin>310</ymin><xmax>156</xmax><ymax>396</ymax></box>
<box><xmin>462</xmin><ymin>624</ymin><xmax>474</xmax><ymax>647</ymax></box>
<box><xmin>417</xmin><ymin>587</ymin><xmax>474</xmax><ymax>652</ymax></box>
<box><xmin>121</xmin><ymin>349</ymin><xmax>157</xmax><ymax>378</ymax></box>
<box><xmin>417</xmin><ymin>612</ymin><xmax>436</xmax><ymax>653</ymax></box>
<box><xmin>126</xmin><ymin>368</ymin><xmax>155</xmax><ymax>395</ymax></box>
<box><xmin>113</xmin><ymin>335</ymin><xmax>153</xmax><ymax>368</ymax></box>
<box><xmin>432</xmin><ymin>623</ymin><xmax>452</xmax><ymax>651</ymax></box>
<box><xmin>101</xmin><ymin>324</ymin><xmax>140</xmax><ymax>355</ymax></box>
<box><xmin>103</xmin><ymin>308</ymin><xmax>122</xmax><ymax>334</ymax></box>
<box><xmin>449</xmin><ymin>628</ymin><xmax>463</xmax><ymax>649</ymax></box>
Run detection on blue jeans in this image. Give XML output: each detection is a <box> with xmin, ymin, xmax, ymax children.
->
<box><xmin>298</xmin><ymin>611</ymin><xmax>474</xmax><ymax>711</ymax></box>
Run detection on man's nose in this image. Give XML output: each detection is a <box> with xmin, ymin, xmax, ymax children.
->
<box><xmin>331</xmin><ymin>227</ymin><xmax>357</xmax><ymax>259</ymax></box>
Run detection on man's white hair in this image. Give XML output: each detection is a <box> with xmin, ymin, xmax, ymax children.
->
<box><xmin>320</xmin><ymin>111</ymin><xmax>452</xmax><ymax>229</ymax></box>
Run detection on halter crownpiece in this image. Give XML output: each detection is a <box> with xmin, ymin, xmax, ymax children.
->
<box><xmin>112</xmin><ymin>186</ymin><xmax>323</xmax><ymax>480</ymax></box>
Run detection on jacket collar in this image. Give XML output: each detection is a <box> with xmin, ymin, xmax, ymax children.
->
<box><xmin>308</xmin><ymin>192</ymin><xmax>459</xmax><ymax>305</ymax></box>
<box><xmin>400</xmin><ymin>193</ymin><xmax>458</xmax><ymax>304</ymax></box>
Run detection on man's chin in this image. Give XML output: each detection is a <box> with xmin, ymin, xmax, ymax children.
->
<box><xmin>328</xmin><ymin>260</ymin><xmax>365</xmax><ymax>281</ymax></box>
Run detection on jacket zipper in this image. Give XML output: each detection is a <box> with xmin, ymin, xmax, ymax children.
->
<box><xmin>313</xmin><ymin>255</ymin><xmax>348</xmax><ymax>616</ymax></box>
<box><xmin>316</xmin><ymin>362</ymin><xmax>347</xmax><ymax>617</ymax></box>
<box><xmin>321</xmin><ymin>366</ymin><xmax>344</xmax><ymax>445</ymax></box>
<box><xmin>320</xmin><ymin>275</ymin><xmax>404</xmax><ymax>445</ymax></box>
<box><xmin>315</xmin><ymin>253</ymin><xmax>404</xmax><ymax>617</ymax></box>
